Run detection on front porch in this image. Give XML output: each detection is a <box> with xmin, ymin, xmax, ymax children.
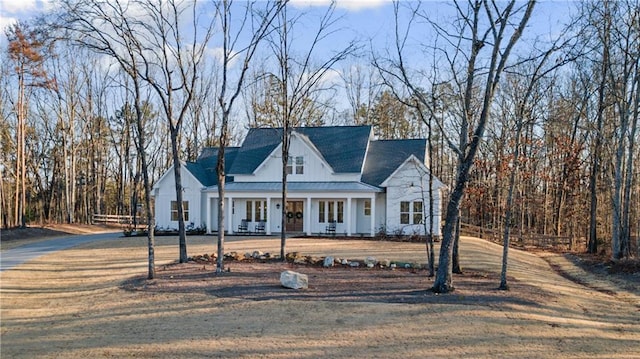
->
<box><xmin>203</xmin><ymin>183</ymin><xmax>383</xmax><ymax>237</ymax></box>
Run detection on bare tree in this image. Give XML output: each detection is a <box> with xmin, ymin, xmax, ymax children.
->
<box><xmin>498</xmin><ymin>43</ymin><xmax>576</xmax><ymax>289</ymax></box>
<box><xmin>379</xmin><ymin>0</ymin><xmax>536</xmax><ymax>292</ymax></box>
<box><xmin>57</xmin><ymin>0</ymin><xmax>198</xmax><ymax>277</ymax></box>
<box><xmin>265</xmin><ymin>1</ymin><xmax>357</xmax><ymax>259</ymax></box>
<box><xmin>136</xmin><ymin>0</ymin><xmax>215</xmax><ymax>263</ymax></box>
<box><xmin>583</xmin><ymin>0</ymin><xmax>613</xmax><ymax>254</ymax></box>
<box><xmin>6</xmin><ymin>22</ymin><xmax>53</xmax><ymax>228</ymax></box>
<box><xmin>341</xmin><ymin>62</ymin><xmax>382</xmax><ymax>125</ymax></box>
<box><xmin>606</xmin><ymin>0</ymin><xmax>639</xmax><ymax>259</ymax></box>
<box><xmin>213</xmin><ymin>0</ymin><xmax>284</xmax><ymax>273</ymax></box>
<box><xmin>59</xmin><ymin>0</ymin><xmax>215</xmax><ymax>263</ymax></box>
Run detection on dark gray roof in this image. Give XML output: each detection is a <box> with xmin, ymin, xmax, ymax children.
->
<box><xmin>361</xmin><ymin>139</ymin><xmax>427</xmax><ymax>187</ymax></box>
<box><xmin>184</xmin><ymin>127</ymin><xmax>428</xmax><ymax>190</ymax></box>
<box><xmin>228</xmin><ymin>126</ymin><xmax>372</xmax><ymax>175</ymax></box>
<box><xmin>207</xmin><ymin>181</ymin><xmax>383</xmax><ymax>193</ymax></box>
<box><xmin>186</xmin><ymin>147</ymin><xmax>239</xmax><ymax>186</ymax></box>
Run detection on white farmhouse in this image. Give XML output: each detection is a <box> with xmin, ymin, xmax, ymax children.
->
<box><xmin>152</xmin><ymin>125</ymin><xmax>444</xmax><ymax>237</ymax></box>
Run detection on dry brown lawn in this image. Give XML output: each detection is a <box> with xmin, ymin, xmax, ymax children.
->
<box><xmin>1</xmin><ymin>233</ymin><xmax>639</xmax><ymax>358</ymax></box>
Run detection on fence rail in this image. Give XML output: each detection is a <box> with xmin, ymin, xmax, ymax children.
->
<box><xmin>460</xmin><ymin>222</ymin><xmax>584</xmax><ymax>251</ymax></box>
<box><xmin>92</xmin><ymin>214</ymin><xmax>145</xmax><ymax>229</ymax></box>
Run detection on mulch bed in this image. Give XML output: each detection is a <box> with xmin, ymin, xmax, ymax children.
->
<box><xmin>121</xmin><ymin>260</ymin><xmax>539</xmax><ymax>306</ymax></box>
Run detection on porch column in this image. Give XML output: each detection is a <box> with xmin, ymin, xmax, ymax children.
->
<box><xmin>306</xmin><ymin>197</ymin><xmax>312</xmax><ymax>236</ymax></box>
<box><xmin>227</xmin><ymin>196</ymin><xmax>233</xmax><ymax>234</ymax></box>
<box><xmin>346</xmin><ymin>197</ymin><xmax>352</xmax><ymax>236</ymax></box>
<box><xmin>370</xmin><ymin>195</ymin><xmax>376</xmax><ymax>236</ymax></box>
<box><xmin>266</xmin><ymin>196</ymin><xmax>272</xmax><ymax>235</ymax></box>
<box><xmin>206</xmin><ymin>195</ymin><xmax>211</xmax><ymax>234</ymax></box>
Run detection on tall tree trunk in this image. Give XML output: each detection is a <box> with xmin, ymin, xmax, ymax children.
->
<box><xmin>132</xmin><ymin>85</ymin><xmax>156</xmax><ymax>280</ymax></box>
<box><xmin>500</xmin><ymin>125</ymin><xmax>523</xmax><ymax>290</ymax></box>
<box><xmin>279</xmin><ymin>5</ymin><xmax>290</xmax><ymax>262</ymax></box>
<box><xmin>431</xmin><ymin>0</ymin><xmax>536</xmax><ymax>293</ymax></box>
<box><xmin>589</xmin><ymin>21</ymin><xmax>610</xmax><ymax>253</ymax></box>
<box><xmin>170</xmin><ymin>129</ymin><xmax>188</xmax><ymax>263</ymax></box>
<box><xmin>1</xmin><ymin>165</ymin><xmax>5</xmax><ymax>228</ymax></box>
<box><xmin>20</xmin><ymin>88</ymin><xmax>26</xmax><ymax>228</ymax></box>
<box><xmin>216</xmin><ymin>149</ymin><xmax>226</xmax><ymax>274</ymax></box>
<box><xmin>280</xmin><ymin>128</ymin><xmax>289</xmax><ymax>260</ymax></box>
<box><xmin>216</xmin><ymin>110</ymin><xmax>230</xmax><ymax>274</ymax></box>
<box><xmin>433</xmin><ymin>163</ymin><xmax>470</xmax><ymax>292</ymax></box>
<box><xmin>621</xmin><ymin>71</ymin><xmax>639</xmax><ymax>258</ymax></box>
<box><xmin>452</xmin><ymin>210</ymin><xmax>462</xmax><ymax>274</ymax></box>
<box><xmin>15</xmin><ymin>68</ymin><xmax>26</xmax><ymax>227</ymax></box>
<box><xmin>427</xmin><ymin>112</ymin><xmax>435</xmax><ymax>277</ymax></box>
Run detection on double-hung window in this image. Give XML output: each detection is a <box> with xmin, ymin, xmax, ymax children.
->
<box><xmin>171</xmin><ymin>201</ymin><xmax>189</xmax><ymax>221</ymax></box>
<box><xmin>320</xmin><ymin>200</ymin><xmax>344</xmax><ymax>223</ymax></box>
<box><xmin>254</xmin><ymin>200</ymin><xmax>267</xmax><ymax>222</ymax></box>
<box><xmin>364</xmin><ymin>200</ymin><xmax>371</xmax><ymax>216</ymax></box>
<box><xmin>400</xmin><ymin>201</ymin><xmax>422</xmax><ymax>225</ymax></box>
<box><xmin>286</xmin><ymin>156</ymin><xmax>304</xmax><ymax>175</ymax></box>
<box><xmin>400</xmin><ymin>201</ymin><xmax>410</xmax><ymax>224</ymax></box>
<box><xmin>319</xmin><ymin>201</ymin><xmax>326</xmax><ymax>222</ymax></box>
<box><xmin>413</xmin><ymin>201</ymin><xmax>423</xmax><ymax>224</ymax></box>
<box><xmin>246</xmin><ymin>200</ymin><xmax>267</xmax><ymax>222</ymax></box>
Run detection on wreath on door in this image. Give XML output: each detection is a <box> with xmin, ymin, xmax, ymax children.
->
<box><xmin>286</xmin><ymin>212</ymin><xmax>294</xmax><ymax>219</ymax></box>
<box><xmin>295</xmin><ymin>211</ymin><xmax>303</xmax><ymax>219</ymax></box>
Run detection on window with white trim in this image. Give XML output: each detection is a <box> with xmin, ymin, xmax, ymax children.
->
<box><xmin>400</xmin><ymin>200</ymin><xmax>422</xmax><ymax>225</ymax></box>
<box><xmin>245</xmin><ymin>200</ymin><xmax>267</xmax><ymax>222</ymax></box>
<box><xmin>321</xmin><ymin>200</ymin><xmax>344</xmax><ymax>223</ymax></box>
<box><xmin>400</xmin><ymin>201</ymin><xmax>410</xmax><ymax>224</ymax></box>
<box><xmin>254</xmin><ymin>200</ymin><xmax>267</xmax><ymax>222</ymax></box>
<box><xmin>286</xmin><ymin>156</ymin><xmax>304</xmax><ymax>175</ymax></box>
<box><xmin>319</xmin><ymin>201</ymin><xmax>326</xmax><ymax>223</ymax></box>
<box><xmin>246</xmin><ymin>201</ymin><xmax>252</xmax><ymax>221</ymax></box>
<box><xmin>413</xmin><ymin>201</ymin><xmax>423</xmax><ymax>224</ymax></box>
<box><xmin>364</xmin><ymin>200</ymin><xmax>371</xmax><ymax>216</ymax></box>
<box><xmin>171</xmin><ymin>201</ymin><xmax>189</xmax><ymax>221</ymax></box>
<box><xmin>328</xmin><ymin>201</ymin><xmax>335</xmax><ymax>222</ymax></box>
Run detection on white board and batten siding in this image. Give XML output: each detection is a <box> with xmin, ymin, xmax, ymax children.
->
<box><xmin>153</xmin><ymin>164</ymin><xmax>205</xmax><ymax>230</ymax></box>
<box><xmin>383</xmin><ymin>158</ymin><xmax>443</xmax><ymax>236</ymax></box>
<box><xmin>233</xmin><ymin>133</ymin><xmax>360</xmax><ymax>183</ymax></box>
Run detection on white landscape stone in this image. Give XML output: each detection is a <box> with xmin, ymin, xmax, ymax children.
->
<box><xmin>323</xmin><ymin>256</ymin><xmax>334</xmax><ymax>267</ymax></box>
<box><xmin>280</xmin><ymin>270</ymin><xmax>308</xmax><ymax>289</ymax></box>
<box><xmin>364</xmin><ymin>256</ymin><xmax>377</xmax><ymax>266</ymax></box>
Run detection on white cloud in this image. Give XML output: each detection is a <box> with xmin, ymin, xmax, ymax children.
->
<box><xmin>0</xmin><ymin>15</ymin><xmax>18</xmax><ymax>34</ymax></box>
<box><xmin>206</xmin><ymin>46</ymin><xmax>240</xmax><ymax>67</ymax></box>
<box><xmin>0</xmin><ymin>0</ymin><xmax>38</xmax><ymax>13</ymax></box>
<box><xmin>335</xmin><ymin>0</ymin><xmax>389</xmax><ymax>11</ymax></box>
<box><xmin>290</xmin><ymin>0</ymin><xmax>388</xmax><ymax>11</ymax></box>
<box><xmin>318</xmin><ymin>68</ymin><xmax>342</xmax><ymax>86</ymax></box>
<box><xmin>0</xmin><ymin>0</ymin><xmax>48</xmax><ymax>36</ymax></box>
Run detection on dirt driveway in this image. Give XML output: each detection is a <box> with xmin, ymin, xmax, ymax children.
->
<box><xmin>1</xmin><ymin>235</ymin><xmax>638</xmax><ymax>358</ymax></box>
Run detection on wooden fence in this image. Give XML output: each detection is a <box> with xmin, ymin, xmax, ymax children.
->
<box><xmin>460</xmin><ymin>223</ymin><xmax>584</xmax><ymax>251</ymax></box>
<box><xmin>92</xmin><ymin>214</ymin><xmax>145</xmax><ymax>229</ymax></box>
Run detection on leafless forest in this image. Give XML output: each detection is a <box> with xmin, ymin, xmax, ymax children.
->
<box><xmin>1</xmin><ymin>0</ymin><xmax>638</xmax><ymax>265</ymax></box>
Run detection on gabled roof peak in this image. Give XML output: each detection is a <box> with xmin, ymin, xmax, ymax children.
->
<box><xmin>229</xmin><ymin>125</ymin><xmax>373</xmax><ymax>175</ymax></box>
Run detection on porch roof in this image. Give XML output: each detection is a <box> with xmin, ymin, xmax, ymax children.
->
<box><xmin>204</xmin><ymin>181</ymin><xmax>383</xmax><ymax>193</ymax></box>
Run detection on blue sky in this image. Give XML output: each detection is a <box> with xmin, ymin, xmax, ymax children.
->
<box><xmin>1</xmin><ymin>0</ymin><xmax>575</xmax><ymax>47</ymax></box>
<box><xmin>1</xmin><ymin>0</ymin><xmax>576</xmax><ymax>119</ymax></box>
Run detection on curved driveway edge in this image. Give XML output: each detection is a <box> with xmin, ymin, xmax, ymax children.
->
<box><xmin>0</xmin><ymin>232</ymin><xmax>121</xmax><ymax>272</ymax></box>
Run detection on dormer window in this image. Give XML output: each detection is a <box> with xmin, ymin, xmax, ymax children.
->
<box><xmin>286</xmin><ymin>155</ymin><xmax>304</xmax><ymax>175</ymax></box>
